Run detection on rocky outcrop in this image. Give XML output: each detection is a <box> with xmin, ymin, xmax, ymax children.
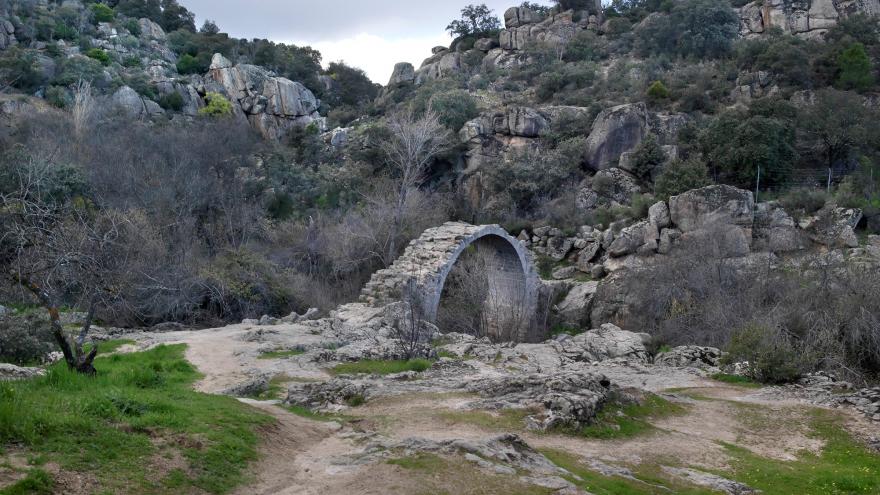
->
<box><xmin>0</xmin><ymin>17</ymin><xmax>16</xmax><ymax>50</ymax></box>
<box><xmin>753</xmin><ymin>201</ymin><xmax>806</xmax><ymax>252</ymax></box>
<box><xmin>738</xmin><ymin>0</ymin><xmax>880</xmax><ymax>39</ymax></box>
<box><xmin>414</xmin><ymin>50</ymin><xmax>462</xmax><ymax>84</ymax></box>
<box><xmin>206</xmin><ymin>53</ymin><xmax>324</xmax><ymax>140</ymax></box>
<box><xmin>468</xmin><ymin>371</ymin><xmax>613</xmax><ymax>430</ymax></box>
<box><xmin>669</xmin><ymin>185</ymin><xmax>755</xmax><ymax>233</ymax></box>
<box><xmin>654</xmin><ymin>346</ymin><xmax>724</xmax><ymax>369</ymax></box>
<box><xmin>570</xmin><ymin>323</ymin><xmax>652</xmax><ymax>362</ymax></box>
<box><xmin>0</xmin><ymin>363</ymin><xmax>45</xmax><ymax>381</ymax></box>
<box><xmin>387</xmin><ymin>62</ymin><xmax>415</xmax><ymax>86</ymax></box>
<box><xmin>554</xmin><ymin>281</ymin><xmax>599</xmax><ymax>327</ymax></box>
<box><xmin>108</xmin><ymin>85</ymin><xmax>164</xmax><ymax>119</ymax></box>
<box><xmin>799</xmin><ymin>205</ymin><xmax>863</xmax><ymax>248</ymax></box>
<box><xmin>286</xmin><ymin>378</ymin><xmax>370</xmax><ymax>409</ymax></box>
<box><xmin>585</xmin><ymin>102</ymin><xmax>689</xmax><ymax>171</ymax></box>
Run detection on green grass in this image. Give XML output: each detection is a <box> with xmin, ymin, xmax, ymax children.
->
<box><xmin>86</xmin><ymin>339</ymin><xmax>137</xmax><ymax>354</ymax></box>
<box><xmin>542</xmin><ymin>449</ymin><xmax>716</xmax><ymax>495</ymax></box>
<box><xmin>711</xmin><ymin>373</ymin><xmax>762</xmax><ymax>388</ymax></box>
<box><xmin>559</xmin><ymin>394</ymin><xmax>687</xmax><ymax>440</ymax></box>
<box><xmin>549</xmin><ymin>324</ymin><xmax>582</xmax><ymax>337</ymax></box>
<box><xmin>0</xmin><ymin>344</ymin><xmax>273</xmax><ymax>494</ymax></box>
<box><xmin>330</xmin><ymin>358</ymin><xmax>434</xmax><ymax>375</ymax></box>
<box><xmin>717</xmin><ymin>409</ymin><xmax>880</xmax><ymax>495</ymax></box>
<box><xmin>257</xmin><ymin>349</ymin><xmax>305</xmax><ymax>360</ymax></box>
<box><xmin>387</xmin><ymin>452</ymin><xmax>447</xmax><ymax>472</ymax></box>
<box><xmin>0</xmin><ymin>468</ymin><xmax>53</xmax><ymax>495</ymax></box>
<box><xmin>438</xmin><ymin>408</ymin><xmax>532</xmax><ymax>431</ymax></box>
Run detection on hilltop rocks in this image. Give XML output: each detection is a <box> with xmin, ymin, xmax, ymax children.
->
<box><xmin>571</xmin><ymin>323</ymin><xmax>651</xmax><ymax>362</ymax></box>
<box><xmin>494</xmin><ymin>106</ymin><xmax>548</xmax><ymax>137</ymax></box>
<box><xmin>504</xmin><ymin>6</ymin><xmax>544</xmax><ymax>28</ymax></box>
<box><xmin>206</xmin><ymin>53</ymin><xmax>324</xmax><ymax>140</ymax></box>
<box><xmin>414</xmin><ymin>50</ymin><xmax>462</xmax><ymax>84</ymax></box>
<box><xmin>387</xmin><ymin>62</ymin><xmax>415</xmax><ymax>86</ymax></box>
<box><xmin>738</xmin><ymin>0</ymin><xmax>880</xmax><ymax>39</ymax></box>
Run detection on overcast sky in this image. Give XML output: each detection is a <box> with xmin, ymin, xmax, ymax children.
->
<box><xmin>179</xmin><ymin>0</ymin><xmax>554</xmax><ymax>84</ymax></box>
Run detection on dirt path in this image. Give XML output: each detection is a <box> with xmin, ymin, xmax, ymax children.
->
<box><xmin>128</xmin><ymin>326</ymin><xmax>874</xmax><ymax>495</ymax></box>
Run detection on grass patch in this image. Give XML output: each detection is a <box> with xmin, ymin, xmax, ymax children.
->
<box><xmin>559</xmin><ymin>393</ymin><xmax>686</xmax><ymax>440</ymax></box>
<box><xmin>549</xmin><ymin>324</ymin><xmax>582</xmax><ymax>337</ymax></box>
<box><xmin>711</xmin><ymin>373</ymin><xmax>762</xmax><ymax>388</ymax></box>
<box><xmin>0</xmin><ymin>344</ymin><xmax>273</xmax><ymax>494</ymax></box>
<box><xmin>330</xmin><ymin>358</ymin><xmax>434</xmax><ymax>375</ymax></box>
<box><xmin>717</xmin><ymin>409</ymin><xmax>880</xmax><ymax>495</ymax></box>
<box><xmin>387</xmin><ymin>452</ymin><xmax>447</xmax><ymax>472</ymax></box>
<box><xmin>85</xmin><ymin>339</ymin><xmax>137</xmax><ymax>354</ymax></box>
<box><xmin>0</xmin><ymin>468</ymin><xmax>53</xmax><ymax>495</ymax></box>
<box><xmin>438</xmin><ymin>408</ymin><xmax>532</xmax><ymax>431</ymax></box>
<box><xmin>542</xmin><ymin>449</ymin><xmax>716</xmax><ymax>495</ymax></box>
<box><xmin>257</xmin><ymin>349</ymin><xmax>305</xmax><ymax>360</ymax></box>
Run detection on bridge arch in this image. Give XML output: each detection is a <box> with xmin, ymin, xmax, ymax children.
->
<box><xmin>360</xmin><ymin>222</ymin><xmax>540</xmax><ymax>342</ymax></box>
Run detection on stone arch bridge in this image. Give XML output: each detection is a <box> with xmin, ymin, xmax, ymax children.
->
<box><xmin>359</xmin><ymin>222</ymin><xmax>541</xmax><ymax>342</ymax></box>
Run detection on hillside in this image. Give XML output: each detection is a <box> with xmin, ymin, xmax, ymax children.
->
<box><xmin>1</xmin><ymin>0</ymin><xmax>880</xmax><ymax>493</ymax></box>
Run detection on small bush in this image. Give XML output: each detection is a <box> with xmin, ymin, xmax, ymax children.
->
<box><xmin>724</xmin><ymin>323</ymin><xmax>809</xmax><ymax>384</ymax></box>
<box><xmin>428</xmin><ymin>89</ymin><xmax>479</xmax><ymax>131</ymax></box>
<box><xmin>176</xmin><ymin>53</ymin><xmax>205</xmax><ymax>75</ymax></box>
<box><xmin>647</xmin><ymin>80</ymin><xmax>670</xmax><ymax>100</ymax></box>
<box><xmin>778</xmin><ymin>188</ymin><xmax>828</xmax><ymax>214</ymax></box>
<box><xmin>158</xmin><ymin>91</ymin><xmax>185</xmax><ymax>111</ymax></box>
<box><xmin>90</xmin><ymin>3</ymin><xmax>115</xmax><ymax>23</ymax></box>
<box><xmin>124</xmin><ymin>19</ymin><xmax>141</xmax><ymax>37</ymax></box>
<box><xmin>0</xmin><ymin>313</ymin><xmax>56</xmax><ymax>365</ymax></box>
<box><xmin>653</xmin><ymin>158</ymin><xmax>712</xmax><ymax>200</ymax></box>
<box><xmin>85</xmin><ymin>48</ymin><xmax>111</xmax><ymax>66</ymax></box>
<box><xmin>199</xmin><ymin>92</ymin><xmax>233</xmax><ymax>117</ymax></box>
<box><xmin>45</xmin><ymin>86</ymin><xmax>69</xmax><ymax>109</ymax></box>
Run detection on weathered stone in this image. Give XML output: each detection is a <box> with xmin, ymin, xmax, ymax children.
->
<box><xmin>546</xmin><ymin>236</ymin><xmax>574</xmax><ymax>261</ymax></box>
<box><xmin>0</xmin><ymin>363</ymin><xmax>45</xmax><ymax>381</ymax></box>
<box><xmin>504</xmin><ymin>6</ymin><xmax>543</xmax><ymax>28</ymax></box>
<box><xmin>221</xmin><ymin>375</ymin><xmax>269</xmax><ymax>397</ymax></box>
<box><xmin>570</xmin><ymin>323</ymin><xmax>651</xmax><ymax>362</ymax></box>
<box><xmin>586</xmin><ymin>103</ymin><xmax>649</xmax><ymax>171</ymax></box>
<box><xmin>753</xmin><ymin>201</ymin><xmax>806</xmax><ymax>252</ymax></box>
<box><xmin>555</xmin><ymin>281</ymin><xmax>598</xmax><ymax>327</ymax></box>
<box><xmin>591</xmin><ymin>168</ymin><xmax>642</xmax><ymax>205</ymax></box>
<box><xmin>474</xmin><ymin>37</ymin><xmax>500</xmax><ymax>51</ymax></box>
<box><xmin>648</xmin><ymin>201</ymin><xmax>671</xmax><ymax>229</ymax></box>
<box><xmin>608</xmin><ymin>221</ymin><xmax>659</xmax><ymax>257</ymax></box>
<box><xmin>552</xmin><ymin>266</ymin><xmax>577</xmax><ymax>280</ymax></box>
<box><xmin>800</xmin><ymin>205</ymin><xmax>862</xmax><ymax>248</ymax></box>
<box><xmin>286</xmin><ymin>378</ymin><xmax>370</xmax><ymax>409</ymax></box>
<box><xmin>493</xmin><ymin>107</ymin><xmax>548</xmax><ymax>137</ymax></box>
<box><xmin>387</xmin><ymin>62</ymin><xmax>415</xmax><ymax>86</ymax></box>
<box><xmin>662</xmin><ymin>467</ymin><xmax>759</xmax><ymax>495</ymax></box>
<box><xmin>669</xmin><ymin>185</ymin><xmax>755</xmax><ymax>233</ymax></box>
<box><xmin>654</xmin><ymin>346</ymin><xmax>723</xmax><ymax>369</ymax></box>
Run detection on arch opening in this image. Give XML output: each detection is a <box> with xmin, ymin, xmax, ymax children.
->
<box><xmin>435</xmin><ymin>234</ymin><xmax>531</xmax><ymax>342</ymax></box>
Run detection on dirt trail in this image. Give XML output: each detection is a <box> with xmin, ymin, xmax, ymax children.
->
<box><xmin>132</xmin><ymin>325</ymin><xmax>869</xmax><ymax>495</ymax></box>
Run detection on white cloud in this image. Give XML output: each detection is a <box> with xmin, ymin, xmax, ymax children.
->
<box><xmin>288</xmin><ymin>32</ymin><xmax>450</xmax><ymax>85</ymax></box>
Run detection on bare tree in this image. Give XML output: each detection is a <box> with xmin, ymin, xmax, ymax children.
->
<box><xmin>1</xmin><ymin>153</ymin><xmax>137</xmax><ymax>374</ymax></box>
<box><xmin>380</xmin><ymin>110</ymin><xmax>449</xmax><ymax>266</ymax></box>
<box><xmin>72</xmin><ymin>79</ymin><xmax>94</xmax><ymax>140</ymax></box>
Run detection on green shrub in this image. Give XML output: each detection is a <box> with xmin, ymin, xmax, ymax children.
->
<box><xmin>122</xmin><ymin>55</ymin><xmax>142</xmax><ymax>68</ymax></box>
<box><xmin>653</xmin><ymin>157</ymin><xmax>711</xmax><ymax>200</ymax></box>
<box><xmin>723</xmin><ymin>323</ymin><xmax>810</xmax><ymax>384</ymax></box>
<box><xmin>428</xmin><ymin>89</ymin><xmax>479</xmax><ymax>131</ymax></box>
<box><xmin>628</xmin><ymin>134</ymin><xmax>667</xmax><ymax>180</ymax></box>
<box><xmin>778</xmin><ymin>188</ymin><xmax>828</xmax><ymax>214</ymax></box>
<box><xmin>53</xmin><ymin>21</ymin><xmax>78</xmax><ymax>41</ymax></box>
<box><xmin>199</xmin><ymin>92</ymin><xmax>233</xmax><ymax>117</ymax></box>
<box><xmin>0</xmin><ymin>313</ymin><xmax>56</xmax><ymax>366</ymax></box>
<box><xmin>176</xmin><ymin>53</ymin><xmax>205</xmax><ymax>75</ymax></box>
<box><xmin>124</xmin><ymin>19</ymin><xmax>142</xmax><ymax>37</ymax></box>
<box><xmin>646</xmin><ymin>80</ymin><xmax>670</xmax><ymax>100</ymax></box>
<box><xmin>53</xmin><ymin>56</ymin><xmax>106</xmax><ymax>86</ymax></box>
<box><xmin>45</xmin><ymin>86</ymin><xmax>69</xmax><ymax>109</ymax></box>
<box><xmin>158</xmin><ymin>91</ymin><xmax>185</xmax><ymax>111</ymax></box>
<box><xmin>90</xmin><ymin>3</ymin><xmax>115</xmax><ymax>23</ymax></box>
<box><xmin>85</xmin><ymin>48</ymin><xmax>111</xmax><ymax>66</ymax></box>
<box><xmin>836</xmin><ymin>42</ymin><xmax>875</xmax><ymax>91</ymax></box>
